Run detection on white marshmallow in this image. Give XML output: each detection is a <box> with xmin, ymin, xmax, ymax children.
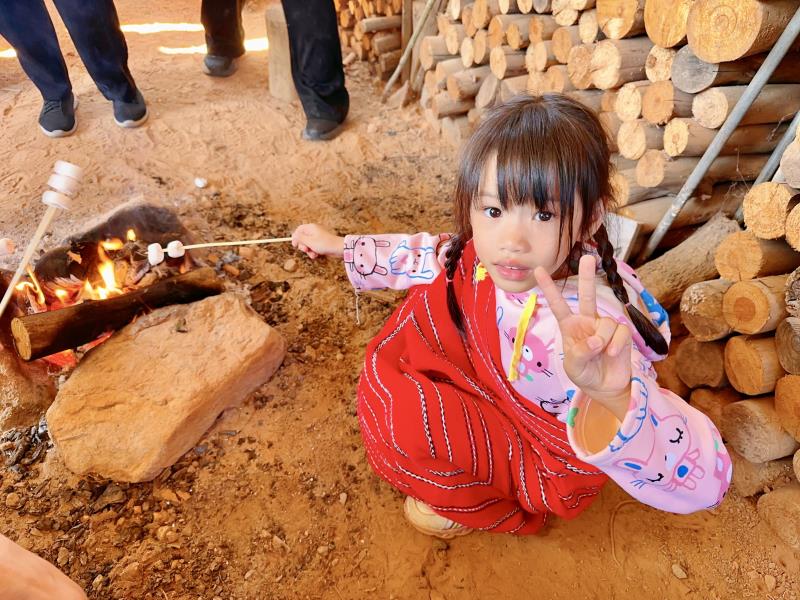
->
<box><xmin>0</xmin><ymin>238</ymin><xmax>15</xmax><ymax>256</ymax></box>
<box><xmin>42</xmin><ymin>190</ymin><xmax>73</xmax><ymax>210</ymax></box>
<box><xmin>47</xmin><ymin>173</ymin><xmax>80</xmax><ymax>196</ymax></box>
<box><xmin>194</xmin><ymin>177</ymin><xmax>208</xmax><ymax>189</ymax></box>
<box><xmin>167</xmin><ymin>240</ymin><xmax>185</xmax><ymax>258</ymax></box>
<box><xmin>53</xmin><ymin>160</ymin><xmax>83</xmax><ymax>180</ymax></box>
<box><xmin>147</xmin><ymin>243</ymin><xmax>165</xmax><ymax>266</ymax></box>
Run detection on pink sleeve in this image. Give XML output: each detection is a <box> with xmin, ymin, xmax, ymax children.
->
<box><xmin>565</xmin><ymin>346</ymin><xmax>732</xmax><ymax>514</ymax></box>
<box><xmin>342</xmin><ymin>233</ymin><xmax>452</xmax><ymax>291</ymax></box>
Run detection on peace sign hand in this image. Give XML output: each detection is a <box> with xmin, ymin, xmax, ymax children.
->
<box><xmin>534</xmin><ymin>255</ymin><xmax>632</xmax><ymax>421</ymax></box>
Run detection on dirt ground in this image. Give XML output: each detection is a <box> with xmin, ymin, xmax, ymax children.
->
<box><xmin>1</xmin><ymin>1</ymin><xmax>799</xmax><ymax>599</ymax></box>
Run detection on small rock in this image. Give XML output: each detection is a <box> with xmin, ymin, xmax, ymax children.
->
<box><xmin>194</xmin><ymin>177</ymin><xmax>208</xmax><ymax>189</ymax></box>
<box><xmin>238</xmin><ymin>246</ymin><xmax>255</xmax><ymax>260</ymax></box>
<box><xmin>283</xmin><ymin>258</ymin><xmax>298</xmax><ymax>273</ymax></box>
<box><xmin>272</xmin><ymin>535</ymin><xmax>288</xmax><ymax>551</ymax></box>
<box><xmin>339</xmin><ymin>492</ymin><xmax>348</xmax><ymax>505</ymax></box>
<box><xmin>223</xmin><ymin>264</ymin><xmax>240</xmax><ymax>277</ymax></box>
<box><xmin>92</xmin><ymin>575</ymin><xmax>105</xmax><ymax>590</ymax></box>
<box><xmin>244</xmin><ymin>569</ymin><xmax>255</xmax><ymax>580</ymax></box>
<box><xmin>335</xmin><ymin>352</ymin><xmax>344</xmax><ymax>361</ymax></box>
<box><xmin>331</xmin><ymin>558</ymin><xmax>339</xmax><ymax>567</ymax></box>
<box><xmin>671</xmin><ymin>563</ymin><xmax>688</xmax><ymax>579</ymax></box>
<box><xmin>4</xmin><ymin>492</ymin><xmax>21</xmax><ymax>509</ymax></box>
<box><xmin>156</xmin><ymin>525</ymin><xmax>172</xmax><ymax>541</ymax></box>
<box><xmin>176</xmin><ymin>490</ymin><xmax>192</xmax><ymax>502</ymax></box>
<box><xmin>317</xmin><ymin>545</ymin><xmax>329</xmax><ymax>556</ymax></box>
<box><xmin>765</xmin><ymin>574</ymin><xmax>777</xmax><ymax>592</ymax></box>
<box><xmin>154</xmin><ymin>488</ymin><xmax>180</xmax><ymax>504</ymax></box>
<box><xmin>57</xmin><ymin>547</ymin><xmax>70</xmax><ymax>567</ymax></box>
<box><xmin>165</xmin><ymin>530</ymin><xmax>178</xmax><ymax>544</ymax></box>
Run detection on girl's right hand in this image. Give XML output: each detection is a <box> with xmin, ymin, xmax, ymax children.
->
<box><xmin>291</xmin><ymin>224</ymin><xmax>344</xmax><ymax>259</ymax></box>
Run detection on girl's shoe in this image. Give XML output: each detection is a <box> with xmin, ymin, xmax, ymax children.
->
<box><xmin>403</xmin><ymin>496</ymin><xmax>473</xmax><ymax>539</ymax></box>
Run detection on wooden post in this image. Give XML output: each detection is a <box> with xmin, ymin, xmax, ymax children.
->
<box><xmin>265</xmin><ymin>4</ymin><xmax>299</xmax><ymax>104</ymax></box>
<box><xmin>723</xmin><ymin>274</ymin><xmax>790</xmax><ymax>335</ymax></box>
<box><xmin>676</xmin><ymin>336</ymin><xmax>729</xmax><ymax>388</ymax></box>
<box><xmin>402</xmin><ymin>0</ymin><xmax>413</xmax><ymax>81</ymax></box>
<box><xmin>777</xmin><ymin>317</ymin><xmax>800</xmax><ymax>375</ymax></box>
<box><xmin>725</xmin><ymin>334</ymin><xmax>787</xmax><ymax>396</ymax></box>
<box><xmin>680</xmin><ymin>279</ymin><xmax>734</xmax><ymax>342</ymax></box>
<box><xmin>721</xmin><ymin>397</ymin><xmax>800</xmax><ymax>463</ymax></box>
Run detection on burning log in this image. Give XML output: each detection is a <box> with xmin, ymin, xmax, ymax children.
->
<box><xmin>11</xmin><ymin>267</ymin><xmax>223</xmax><ymax>361</ymax></box>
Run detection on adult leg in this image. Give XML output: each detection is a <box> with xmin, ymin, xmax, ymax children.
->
<box><xmin>51</xmin><ymin>0</ymin><xmax>138</xmax><ymax>102</ymax></box>
<box><xmin>281</xmin><ymin>0</ymin><xmax>349</xmax><ymax>138</ymax></box>
<box><xmin>0</xmin><ymin>0</ymin><xmax>71</xmax><ymax>101</ymax></box>
<box><xmin>200</xmin><ymin>0</ymin><xmax>244</xmax><ymax>76</ymax></box>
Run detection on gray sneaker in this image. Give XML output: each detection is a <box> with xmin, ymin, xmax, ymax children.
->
<box><xmin>203</xmin><ymin>55</ymin><xmax>239</xmax><ymax>77</ymax></box>
<box><xmin>39</xmin><ymin>93</ymin><xmax>77</xmax><ymax>138</ymax></box>
<box><xmin>113</xmin><ymin>90</ymin><xmax>148</xmax><ymax>128</ymax></box>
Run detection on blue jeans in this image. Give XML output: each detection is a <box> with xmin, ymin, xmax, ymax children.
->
<box><xmin>0</xmin><ymin>0</ymin><xmax>138</xmax><ymax>102</ymax></box>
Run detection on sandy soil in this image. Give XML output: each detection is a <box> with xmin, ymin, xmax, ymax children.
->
<box><xmin>1</xmin><ymin>1</ymin><xmax>799</xmax><ymax>599</ymax></box>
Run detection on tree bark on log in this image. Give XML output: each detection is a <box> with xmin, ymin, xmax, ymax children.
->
<box><xmin>636</xmin><ymin>151</ymin><xmax>768</xmax><ymax>191</ymax></box>
<box><xmin>676</xmin><ymin>336</ymin><xmax>728</xmax><ymax>388</ymax></box>
<box><xmin>679</xmin><ymin>279</ymin><xmax>734</xmax><ymax>342</ymax></box>
<box><xmin>686</xmin><ymin>0</ymin><xmax>800</xmax><ymax>64</ymax></box>
<box><xmin>742</xmin><ymin>182</ymin><xmax>800</xmax><ymax>240</ymax></box>
<box><xmin>641</xmin><ymin>80</ymin><xmax>694</xmax><ymax>125</ymax></box>
<box><xmin>643</xmin><ymin>0</ymin><xmax>694</xmax><ymax>48</ymax></box>
<box><xmin>692</xmin><ymin>84</ymin><xmax>800</xmax><ymax>130</ymax></box>
<box><xmin>723</xmin><ymin>274</ymin><xmax>790</xmax><ymax>335</ymax></box>
<box><xmin>715</xmin><ymin>231</ymin><xmax>800</xmax><ymax>282</ymax></box>
<box><xmin>637</xmin><ymin>213</ymin><xmax>741</xmax><ymax>310</ymax></box>
<box><xmin>721</xmin><ymin>397</ymin><xmax>799</xmax><ymax>463</ymax></box>
<box><xmin>690</xmin><ymin>387</ymin><xmax>740</xmax><ymax>434</ymax></box>
<box><xmin>725</xmin><ymin>334</ymin><xmax>787</xmax><ymax>396</ymax></box>
<box><xmin>596</xmin><ymin>0</ymin><xmax>646</xmax><ymax>39</ymax></box>
<box><xmin>775</xmin><ymin>375</ymin><xmax>800</xmax><ymax>441</ymax></box>
<box><xmin>663</xmin><ymin>119</ymin><xmax>789</xmax><ymax>158</ymax></box>
<box><xmin>590</xmin><ymin>37</ymin><xmax>653</xmax><ymax>90</ymax></box>
<box><xmin>777</xmin><ymin>317</ymin><xmax>800</xmax><ymax>375</ymax></box>
<box><xmin>10</xmin><ymin>267</ymin><xmax>224</xmax><ymax>361</ymax></box>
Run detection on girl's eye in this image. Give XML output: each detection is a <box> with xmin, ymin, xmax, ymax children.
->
<box><xmin>535</xmin><ymin>211</ymin><xmax>554</xmax><ymax>222</ymax></box>
<box><xmin>484</xmin><ymin>207</ymin><xmax>502</xmax><ymax>219</ymax></box>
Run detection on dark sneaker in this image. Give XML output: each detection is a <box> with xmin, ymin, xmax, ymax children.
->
<box><xmin>302</xmin><ymin>118</ymin><xmax>346</xmax><ymax>141</ymax></box>
<box><xmin>39</xmin><ymin>93</ymin><xmax>77</xmax><ymax>138</ymax></box>
<box><xmin>113</xmin><ymin>90</ymin><xmax>148</xmax><ymax>128</ymax></box>
<box><xmin>203</xmin><ymin>55</ymin><xmax>238</xmax><ymax>77</ymax></box>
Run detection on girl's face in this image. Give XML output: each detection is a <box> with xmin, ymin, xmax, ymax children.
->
<box><xmin>470</xmin><ymin>156</ymin><xmax>585</xmax><ymax>294</ymax></box>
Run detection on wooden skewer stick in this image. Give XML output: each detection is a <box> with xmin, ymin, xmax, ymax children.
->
<box><xmin>147</xmin><ymin>237</ymin><xmax>293</xmax><ymax>265</ymax></box>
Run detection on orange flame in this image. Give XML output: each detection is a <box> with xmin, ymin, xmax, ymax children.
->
<box><xmin>126</xmin><ymin>229</ymin><xmax>136</xmax><ymax>242</ymax></box>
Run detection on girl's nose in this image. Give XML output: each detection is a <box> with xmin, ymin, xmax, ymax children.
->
<box><xmin>500</xmin><ymin>221</ymin><xmax>529</xmax><ymax>253</ymax></box>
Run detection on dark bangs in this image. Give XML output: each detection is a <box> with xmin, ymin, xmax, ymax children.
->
<box><xmin>453</xmin><ymin>94</ymin><xmax>614</xmax><ymax>247</ymax></box>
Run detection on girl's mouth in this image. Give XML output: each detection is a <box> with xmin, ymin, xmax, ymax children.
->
<box><xmin>494</xmin><ymin>263</ymin><xmax>531</xmax><ymax>281</ymax></box>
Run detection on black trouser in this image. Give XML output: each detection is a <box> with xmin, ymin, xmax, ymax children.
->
<box><xmin>0</xmin><ymin>0</ymin><xmax>138</xmax><ymax>102</ymax></box>
<box><xmin>201</xmin><ymin>0</ymin><xmax>349</xmax><ymax>123</ymax></box>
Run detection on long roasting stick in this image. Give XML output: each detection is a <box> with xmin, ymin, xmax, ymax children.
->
<box><xmin>147</xmin><ymin>237</ymin><xmax>293</xmax><ymax>265</ymax></box>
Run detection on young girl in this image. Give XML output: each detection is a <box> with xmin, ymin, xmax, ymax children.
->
<box><xmin>292</xmin><ymin>94</ymin><xmax>731</xmax><ymax>538</ymax></box>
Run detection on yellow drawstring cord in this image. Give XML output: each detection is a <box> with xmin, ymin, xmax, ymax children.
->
<box><xmin>508</xmin><ymin>293</ymin><xmax>538</xmax><ymax>382</ymax></box>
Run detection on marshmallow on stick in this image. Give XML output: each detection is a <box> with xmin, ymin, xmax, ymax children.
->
<box><xmin>147</xmin><ymin>237</ymin><xmax>292</xmax><ymax>266</ymax></box>
<box><xmin>0</xmin><ymin>161</ymin><xmax>82</xmax><ymax>318</ymax></box>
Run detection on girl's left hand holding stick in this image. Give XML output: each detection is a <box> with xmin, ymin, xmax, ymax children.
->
<box><xmin>292</xmin><ymin>224</ymin><xmax>343</xmax><ymax>259</ymax></box>
<box><xmin>534</xmin><ymin>255</ymin><xmax>633</xmax><ymax>422</ymax></box>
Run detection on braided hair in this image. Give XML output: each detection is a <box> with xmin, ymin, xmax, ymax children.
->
<box><xmin>444</xmin><ymin>93</ymin><xmax>668</xmax><ymax>356</ymax></box>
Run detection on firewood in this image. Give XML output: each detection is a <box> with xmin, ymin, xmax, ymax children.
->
<box><xmin>690</xmin><ymin>387</ymin><xmax>740</xmax><ymax>434</ymax></box>
<box><xmin>742</xmin><ymin>182</ymin><xmax>800</xmax><ymax>240</ymax></box>
<box><xmin>463</xmin><ymin>5</ymin><xmax>478</xmax><ymax>36</ymax></box>
<box><xmin>566</xmin><ymin>90</ymin><xmax>604</xmax><ymax>113</ymax></box>
<box><xmin>423</xmin><ymin>107</ymin><xmax>443</xmax><ymax>133</ymax></box>
<box><xmin>664</xmin><ymin>119</ymin><xmax>790</xmax><ymax>158</ymax></box>
<box><xmin>527</xmin><ymin>40</ymin><xmax>558</xmax><ymax>71</ymax></box>
<box><xmin>722</xmin><ymin>397</ymin><xmax>799</xmax><ymax>463</ymax></box>
<box><xmin>437</xmin><ymin>13</ymin><xmax>455</xmax><ymax>36</ymax></box>
<box><xmin>600</xmin><ymin>90</ymin><xmax>618</xmax><ymax>112</ymax></box>
<box><xmin>785</xmin><ymin>267</ymin><xmax>800</xmax><ymax>323</ymax></box>
<box><xmin>355</xmin><ymin>15</ymin><xmax>402</xmax><ymax>38</ymax></box>
<box><xmin>641</xmin><ymin>80</ymin><xmax>693</xmax><ymax>125</ymax></box>
<box><xmin>517</xmin><ymin>0</ymin><xmax>534</xmax><ymax>10</ymax></box>
<box><xmin>676</xmin><ymin>336</ymin><xmax>728</xmax><ymax>388</ymax></box>
<box><xmin>723</xmin><ymin>274</ymin><xmax>789</xmax><ymax>335</ymax></box>
<box><xmin>546</xmin><ymin>64</ymin><xmax>576</xmax><ymax>92</ymax></box>
<box><xmin>643</xmin><ymin>0</ymin><xmax>693</xmax><ymax>48</ymax></box>
<box><xmin>431</xmin><ymin>91</ymin><xmax>473</xmax><ymax>117</ymax></box>
<box><xmin>420</xmin><ymin>35</ymin><xmax>451</xmax><ymax>69</ymax></box>
<box><xmin>529</xmin><ymin>14</ymin><xmax>559</xmax><ymax>43</ymax></box>
<box><xmin>775</xmin><ymin>375</ymin><xmax>800</xmax><ymax>440</ymax></box>
<box><xmin>643</xmin><ymin>45</ymin><xmax>676</xmax><ymax>84</ymax></box>
<box><xmin>445</xmin><ymin>23</ymin><xmax>467</xmax><ymax>54</ymax></box>
<box><xmin>476</xmin><ymin>73</ymin><xmax>501</xmax><ymax>108</ymax></box>
<box><xmin>372</xmin><ymin>31</ymin><xmax>402</xmax><ymax>54</ymax></box>
<box><xmin>776</xmin><ymin>317</ymin><xmax>800</xmax><ymax>375</ymax></box>
<box><xmin>758</xmin><ymin>484</ymin><xmax>800</xmax><ymax>551</ymax></box>
<box><xmin>10</xmin><ymin>267</ymin><xmax>223</xmax><ymax>361</ymax></box>
<box><xmin>507</xmin><ymin>17</ymin><xmax>533</xmax><ymax>49</ymax></box>
<box><xmin>787</xmin><ymin>204</ymin><xmax>800</xmax><ymax>252</ymax></box>
<box><xmin>488</xmin><ymin>15</ymin><xmax>515</xmax><ymax>48</ymax></box>
<box><xmin>467</xmin><ymin>106</ymin><xmax>486</xmax><ymax>124</ymax></box>
<box><xmin>532</xmin><ymin>0</ymin><xmax>552</xmax><ymax>12</ymax></box>
<box><xmin>636</xmin><ymin>151</ymin><xmax>768</xmax><ymax>192</ymax></box>
<box><xmin>637</xmin><ymin>213</ymin><xmax>741</xmax><ymax>310</ymax></box>
<box><xmin>614</xmin><ymin>80</ymin><xmax>649</xmax><ymax>121</ymax></box>
<box><xmin>449</xmin><ymin>0</ymin><xmax>474</xmax><ymax>20</ymax></box>
<box><xmin>570</xmin><ymin>0</ymin><xmax>596</xmax><ymax>8</ymax></box>
<box><xmin>499</xmin><ymin>0</ymin><xmax>522</xmax><ymax>13</ymax></box>
<box><xmin>729</xmin><ymin>450</ymin><xmax>793</xmax><ymax>497</ymax></box>
<box><xmin>552</xmin><ymin>26</ymin><xmax>582</xmax><ymax>63</ymax></box>
<box><xmin>566</xmin><ymin>43</ymin><xmax>595</xmax><ymax>90</ymax></box>
<box><xmin>473</xmin><ymin>29</ymin><xmax>490</xmax><ymax>65</ymax></box>
<box><xmin>377</xmin><ymin>49</ymin><xmax>403</xmax><ymax>78</ymax></box>
<box><xmin>527</xmin><ymin>71</ymin><xmax>549</xmax><ymax>94</ymax></box>
<box><xmin>590</xmin><ymin>37</ymin><xmax>653</xmax><ymax>90</ymax></box>
<box><xmin>499</xmin><ymin>74</ymin><xmax>529</xmax><ymax>101</ymax></box>
<box><xmin>617</xmin><ymin>119</ymin><xmax>664</xmax><ymax>160</ymax></box>
<box><xmin>725</xmin><ymin>334</ymin><xmax>787</xmax><ymax>396</ymax></box>
<box><xmin>686</xmin><ymin>0</ymin><xmax>800</xmax><ymax>64</ymax></box>
<box><xmin>447</xmin><ymin>65</ymin><xmax>492</xmax><ymax>100</ymax></box>
<box><xmin>600</xmin><ymin>112</ymin><xmax>621</xmax><ymax>152</ymax></box>
<box><xmin>578</xmin><ymin>9</ymin><xmax>603</xmax><ymax>43</ymax></box>
<box><xmin>596</xmin><ymin>0</ymin><xmax>646</xmax><ymax>39</ymax></box>
<box><xmin>555</xmin><ymin>8</ymin><xmax>580</xmax><ymax>27</ymax></box>
<box><xmin>679</xmin><ymin>279</ymin><xmax>734</xmax><ymax>342</ymax></box>
<box><xmin>671</xmin><ymin>47</ymin><xmax>800</xmax><ymax>95</ymax></box>
<box><xmin>441</xmin><ymin>115</ymin><xmax>472</xmax><ymax>146</ymax></box>
<box><xmin>611</xmin><ymin>167</ymin><xmax>672</xmax><ymax>206</ymax></box>
<box><xmin>782</xmin><ymin>140</ymin><xmax>800</xmax><ymax>190</ymax></box>
<box><xmin>472</xmin><ymin>0</ymin><xmax>501</xmax><ymax>28</ymax></box>
<box><xmin>715</xmin><ymin>231</ymin><xmax>800</xmax><ymax>282</ymax></box>
<box><xmin>653</xmin><ymin>343</ymin><xmax>690</xmax><ymax>397</ymax></box>
<box><xmin>692</xmin><ymin>84</ymin><xmax>800</xmax><ymax>130</ymax></box>
<box><xmin>460</xmin><ymin>37</ymin><xmax>476</xmax><ymax>67</ymax></box>
<box><xmin>489</xmin><ymin>45</ymin><xmax>527</xmax><ymax>79</ymax></box>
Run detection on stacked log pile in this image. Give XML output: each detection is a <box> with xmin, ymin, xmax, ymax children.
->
<box><xmin>336</xmin><ymin>0</ymin><xmax>405</xmax><ymax>78</ymax></box>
